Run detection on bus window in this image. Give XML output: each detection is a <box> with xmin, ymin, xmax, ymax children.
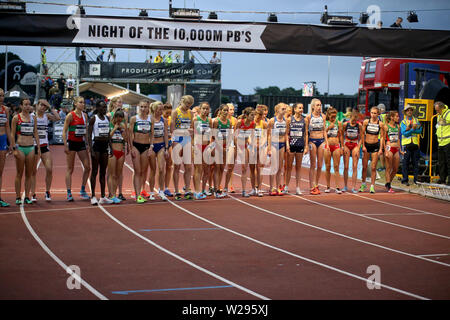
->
<box><xmin>358</xmin><ymin>90</ymin><xmax>366</xmax><ymax>105</ymax></box>
<box><xmin>364</xmin><ymin>61</ymin><xmax>376</xmax><ymax>79</ymax></box>
<box><xmin>368</xmin><ymin>90</ymin><xmax>376</xmax><ymax>107</ymax></box>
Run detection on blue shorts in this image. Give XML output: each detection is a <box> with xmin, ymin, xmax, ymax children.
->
<box><xmin>172</xmin><ymin>136</ymin><xmax>191</xmax><ymax>147</ymax></box>
<box><xmin>0</xmin><ymin>134</ymin><xmax>8</xmax><ymax>151</ymax></box>
<box><xmin>309</xmin><ymin>138</ymin><xmax>325</xmax><ymax>149</ymax></box>
<box><xmin>153</xmin><ymin>142</ymin><xmax>165</xmax><ymax>154</ymax></box>
<box><xmin>271</xmin><ymin>142</ymin><xmax>286</xmax><ymax>150</ymax></box>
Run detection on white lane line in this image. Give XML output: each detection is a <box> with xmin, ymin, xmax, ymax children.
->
<box><xmin>417</xmin><ymin>253</ymin><xmax>450</xmax><ymax>257</ymax></box>
<box><xmin>361</xmin><ymin>213</ymin><xmax>428</xmax><ymax>216</ymax></box>
<box><xmin>234</xmin><ymin>172</ymin><xmax>450</xmax><ymax>240</ymax></box>
<box><xmin>228</xmin><ymin>195</ymin><xmax>450</xmax><ymax>268</ymax></box>
<box><xmin>292</xmin><ymin>172</ymin><xmax>450</xmax><ymax>219</ymax></box>
<box><xmin>89</xmin><ymin>161</ymin><xmax>269</xmax><ymax>300</ymax></box>
<box><xmin>20</xmin><ymin>159</ymin><xmax>107</xmax><ymax>300</ymax></box>
<box><xmin>130</xmin><ymin>164</ymin><xmax>430</xmax><ymax>300</ymax></box>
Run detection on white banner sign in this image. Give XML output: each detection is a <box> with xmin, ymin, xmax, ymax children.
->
<box><xmin>72</xmin><ymin>18</ymin><xmax>267</xmax><ymax>50</ymax></box>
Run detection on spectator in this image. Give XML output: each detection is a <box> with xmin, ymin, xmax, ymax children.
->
<box><xmin>79</xmin><ymin>50</ymin><xmax>87</xmax><ymax>61</ymax></box>
<box><xmin>210</xmin><ymin>52</ymin><xmax>221</xmax><ymax>64</ymax></box>
<box><xmin>377</xmin><ymin>20</ymin><xmax>383</xmax><ymax>29</ymax></box>
<box><xmin>59</xmin><ymin>105</ymin><xmax>69</xmax><ymax>121</ymax></box>
<box><xmin>41</xmin><ymin>48</ymin><xmax>48</xmax><ymax>75</ymax></box>
<box><xmin>390</xmin><ymin>17</ymin><xmax>403</xmax><ymax>28</ymax></box>
<box><xmin>154</xmin><ymin>51</ymin><xmax>163</xmax><ymax>63</ymax></box>
<box><xmin>189</xmin><ymin>54</ymin><xmax>195</xmax><ymax>63</ymax></box>
<box><xmin>49</xmin><ymin>87</ymin><xmax>62</xmax><ymax>109</ymax></box>
<box><xmin>164</xmin><ymin>51</ymin><xmax>173</xmax><ymax>64</ymax></box>
<box><xmin>96</xmin><ymin>50</ymin><xmax>105</xmax><ymax>62</ymax></box>
<box><xmin>435</xmin><ymin>101</ymin><xmax>450</xmax><ymax>185</ymax></box>
<box><xmin>57</xmin><ymin>73</ymin><xmax>66</xmax><ymax>98</ymax></box>
<box><xmin>400</xmin><ymin>104</ymin><xmax>422</xmax><ymax>185</ymax></box>
<box><xmin>174</xmin><ymin>53</ymin><xmax>181</xmax><ymax>63</ymax></box>
<box><xmin>66</xmin><ymin>74</ymin><xmax>75</xmax><ymax>99</ymax></box>
<box><xmin>145</xmin><ymin>56</ymin><xmax>153</xmax><ymax>63</ymax></box>
<box><xmin>43</xmin><ymin>76</ymin><xmax>53</xmax><ymax>100</ymax></box>
<box><xmin>107</xmin><ymin>49</ymin><xmax>116</xmax><ymax>62</ymax></box>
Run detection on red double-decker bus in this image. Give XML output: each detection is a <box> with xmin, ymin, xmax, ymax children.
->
<box><xmin>357</xmin><ymin>57</ymin><xmax>450</xmax><ymax>116</ymax></box>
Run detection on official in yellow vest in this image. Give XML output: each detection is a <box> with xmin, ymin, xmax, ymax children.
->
<box><xmin>435</xmin><ymin>101</ymin><xmax>450</xmax><ymax>185</ymax></box>
<box><xmin>400</xmin><ymin>104</ymin><xmax>422</xmax><ymax>185</ymax></box>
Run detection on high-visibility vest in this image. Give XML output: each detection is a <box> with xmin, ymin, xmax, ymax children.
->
<box><xmin>436</xmin><ymin>106</ymin><xmax>450</xmax><ymax>147</ymax></box>
<box><xmin>401</xmin><ymin>117</ymin><xmax>420</xmax><ymax>146</ymax></box>
<box><xmin>154</xmin><ymin>55</ymin><xmax>163</xmax><ymax>63</ymax></box>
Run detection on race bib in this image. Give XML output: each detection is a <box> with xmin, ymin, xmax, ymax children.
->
<box><xmin>290</xmin><ymin>129</ymin><xmax>303</xmax><ymax>137</ymax></box>
<box><xmin>75</xmin><ymin>125</ymin><xmax>86</xmax><ymax>137</ymax></box>
<box><xmin>389</xmin><ymin>133</ymin><xmax>399</xmax><ymax>143</ymax></box>
<box><xmin>179</xmin><ymin>120</ymin><xmax>191</xmax><ymax>129</ymax></box>
<box><xmin>37</xmin><ymin>125</ymin><xmax>47</xmax><ymax>139</ymax></box>
<box><xmin>137</xmin><ymin>121</ymin><xmax>150</xmax><ymax>133</ymax></box>
<box><xmin>21</xmin><ymin>124</ymin><xmax>34</xmax><ymax>135</ymax></box>
<box><xmin>154</xmin><ymin>124</ymin><xmax>164</xmax><ymax>137</ymax></box>
<box><xmin>0</xmin><ymin>114</ymin><xmax>7</xmax><ymax>126</ymax></box>
<box><xmin>112</xmin><ymin>130</ymin><xmax>123</xmax><ymax>141</ymax></box>
<box><xmin>98</xmin><ymin>123</ymin><xmax>109</xmax><ymax>137</ymax></box>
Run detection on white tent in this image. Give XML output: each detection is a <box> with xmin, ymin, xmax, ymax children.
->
<box><xmin>78</xmin><ymin>82</ymin><xmax>155</xmax><ymax>106</ymax></box>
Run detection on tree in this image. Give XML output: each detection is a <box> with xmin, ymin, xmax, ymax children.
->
<box><xmin>0</xmin><ymin>52</ymin><xmax>23</xmax><ymax>71</ymax></box>
<box><xmin>254</xmin><ymin>86</ymin><xmax>281</xmax><ymax>96</ymax></box>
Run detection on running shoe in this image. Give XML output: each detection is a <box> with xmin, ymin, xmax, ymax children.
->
<box><xmin>315</xmin><ymin>186</ymin><xmax>321</xmax><ymax>195</ymax></box>
<box><xmin>281</xmin><ymin>185</ymin><xmax>289</xmax><ymax>194</ymax></box>
<box><xmin>352</xmin><ymin>188</ymin><xmax>358</xmax><ymax>194</ymax></box>
<box><xmin>270</xmin><ymin>188</ymin><xmax>278</xmax><ymax>196</ymax></box>
<box><xmin>174</xmin><ymin>192</ymin><xmax>183</xmax><ymax>200</ymax></box>
<box><xmin>80</xmin><ymin>190</ymin><xmax>90</xmax><ymax>200</ymax></box>
<box><xmin>141</xmin><ymin>190</ymin><xmax>150</xmax><ymax>199</ymax></box>
<box><xmin>131</xmin><ymin>191</ymin><xmax>137</xmax><ymax>199</ymax></box>
<box><xmin>388</xmin><ymin>188</ymin><xmax>395</xmax><ymax>193</ymax></box>
<box><xmin>242</xmin><ymin>191</ymin><xmax>250</xmax><ymax>198</ymax></box>
<box><xmin>31</xmin><ymin>194</ymin><xmax>37</xmax><ymax>202</ymax></box>
<box><xmin>118</xmin><ymin>193</ymin><xmax>126</xmax><ymax>201</ymax></box>
<box><xmin>194</xmin><ymin>192</ymin><xmax>207</xmax><ymax>200</ymax></box>
<box><xmin>215</xmin><ymin>191</ymin><xmax>226</xmax><ymax>199</ymax></box>
<box><xmin>248</xmin><ymin>189</ymin><xmax>257</xmax><ymax>197</ymax></box>
<box><xmin>370</xmin><ymin>185</ymin><xmax>375</xmax><ymax>194</ymax></box>
<box><xmin>296</xmin><ymin>187</ymin><xmax>302</xmax><ymax>195</ymax></box>
<box><xmin>335</xmin><ymin>188</ymin><xmax>342</xmax><ymax>194</ymax></box>
<box><xmin>45</xmin><ymin>191</ymin><xmax>51</xmax><ymax>202</ymax></box>
<box><xmin>310</xmin><ymin>187</ymin><xmax>320</xmax><ymax>195</ymax></box>
<box><xmin>359</xmin><ymin>184</ymin><xmax>367</xmax><ymax>192</ymax></box>
<box><xmin>208</xmin><ymin>187</ymin><xmax>215</xmax><ymax>195</ymax></box>
<box><xmin>257</xmin><ymin>189</ymin><xmax>264</xmax><ymax>197</ymax></box>
<box><xmin>90</xmin><ymin>197</ymin><xmax>98</xmax><ymax>206</ymax></box>
<box><xmin>324</xmin><ymin>188</ymin><xmax>331</xmax><ymax>193</ymax></box>
<box><xmin>24</xmin><ymin>197</ymin><xmax>32</xmax><ymax>204</ymax></box>
<box><xmin>99</xmin><ymin>197</ymin><xmax>114</xmax><ymax>205</ymax></box>
<box><xmin>184</xmin><ymin>192</ymin><xmax>193</xmax><ymax>200</ymax></box>
<box><xmin>203</xmin><ymin>189</ymin><xmax>212</xmax><ymax>196</ymax></box>
<box><xmin>0</xmin><ymin>199</ymin><xmax>10</xmax><ymax>207</ymax></box>
<box><xmin>136</xmin><ymin>195</ymin><xmax>146</xmax><ymax>204</ymax></box>
<box><xmin>277</xmin><ymin>188</ymin><xmax>284</xmax><ymax>196</ymax></box>
<box><xmin>16</xmin><ymin>198</ymin><xmax>22</xmax><ymax>205</ymax></box>
<box><xmin>342</xmin><ymin>186</ymin><xmax>348</xmax><ymax>193</ymax></box>
<box><xmin>67</xmin><ymin>193</ymin><xmax>74</xmax><ymax>202</ymax></box>
<box><xmin>229</xmin><ymin>185</ymin><xmax>235</xmax><ymax>193</ymax></box>
<box><xmin>159</xmin><ymin>190</ymin><xmax>168</xmax><ymax>201</ymax></box>
<box><xmin>182</xmin><ymin>186</ymin><xmax>187</xmax><ymax>193</ymax></box>
<box><xmin>164</xmin><ymin>188</ymin><xmax>173</xmax><ymax>197</ymax></box>
<box><xmin>148</xmin><ymin>193</ymin><xmax>156</xmax><ymax>201</ymax></box>
<box><xmin>110</xmin><ymin>197</ymin><xmax>122</xmax><ymax>204</ymax></box>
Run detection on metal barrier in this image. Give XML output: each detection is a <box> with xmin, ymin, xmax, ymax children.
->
<box><xmin>416</xmin><ymin>182</ymin><xmax>450</xmax><ymax>201</ymax></box>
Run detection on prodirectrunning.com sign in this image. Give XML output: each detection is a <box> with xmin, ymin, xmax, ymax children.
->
<box><xmin>79</xmin><ymin>61</ymin><xmax>221</xmax><ymax>81</ymax></box>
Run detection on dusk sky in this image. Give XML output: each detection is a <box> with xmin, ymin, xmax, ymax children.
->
<box><xmin>2</xmin><ymin>0</ymin><xmax>450</xmax><ymax>95</ymax></box>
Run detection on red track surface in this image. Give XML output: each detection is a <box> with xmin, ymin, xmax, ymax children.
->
<box><xmin>1</xmin><ymin>145</ymin><xmax>449</xmax><ymax>300</ymax></box>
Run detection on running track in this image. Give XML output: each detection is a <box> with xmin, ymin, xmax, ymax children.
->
<box><xmin>0</xmin><ymin>146</ymin><xmax>449</xmax><ymax>300</ymax></box>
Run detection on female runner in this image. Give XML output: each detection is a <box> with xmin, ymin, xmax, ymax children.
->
<box><xmin>212</xmin><ymin>104</ymin><xmax>231</xmax><ymax>198</ymax></box>
<box><xmin>268</xmin><ymin>103</ymin><xmax>287</xmax><ymax>195</ymax></box>
<box><xmin>0</xmin><ymin>89</ymin><xmax>13</xmax><ymax>207</ymax></box>
<box><xmin>30</xmin><ymin>99</ymin><xmax>60</xmax><ymax>202</ymax></box>
<box><xmin>148</xmin><ymin>101</ymin><xmax>170</xmax><ymax>200</ymax></box>
<box><xmin>285</xmin><ymin>103</ymin><xmax>307</xmax><ymax>195</ymax></box>
<box><xmin>224</xmin><ymin>103</ymin><xmax>238</xmax><ymax>194</ymax></box>
<box><xmin>191</xmin><ymin>102</ymin><xmax>212</xmax><ymax>199</ymax></box>
<box><xmin>305</xmin><ymin>98</ymin><xmax>328</xmax><ymax>195</ymax></box>
<box><xmin>129</xmin><ymin>99</ymin><xmax>152</xmax><ymax>203</ymax></box>
<box><xmin>235</xmin><ymin>107</ymin><xmax>256</xmax><ymax>197</ymax></box>
<box><xmin>383</xmin><ymin>111</ymin><xmax>402</xmax><ymax>193</ymax></box>
<box><xmin>342</xmin><ymin>109</ymin><xmax>362</xmax><ymax>193</ymax></box>
<box><xmin>323</xmin><ymin>107</ymin><xmax>343</xmax><ymax>193</ymax></box>
<box><xmin>108</xmin><ymin>109</ymin><xmax>127</xmax><ymax>203</ymax></box>
<box><xmin>162</xmin><ymin>103</ymin><xmax>173</xmax><ymax>197</ymax></box>
<box><xmin>62</xmin><ymin>96</ymin><xmax>91</xmax><ymax>201</ymax></box>
<box><xmin>251</xmin><ymin>105</ymin><xmax>268</xmax><ymax>197</ymax></box>
<box><xmin>107</xmin><ymin>96</ymin><xmax>128</xmax><ymax>200</ymax></box>
<box><xmin>88</xmin><ymin>100</ymin><xmax>114</xmax><ymax>205</ymax></box>
<box><xmin>170</xmin><ymin>95</ymin><xmax>194</xmax><ymax>200</ymax></box>
<box><xmin>11</xmin><ymin>98</ymin><xmax>40</xmax><ymax>205</ymax></box>
<box><xmin>360</xmin><ymin>106</ymin><xmax>385</xmax><ymax>194</ymax></box>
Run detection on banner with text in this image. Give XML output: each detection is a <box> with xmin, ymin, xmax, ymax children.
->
<box><xmin>185</xmin><ymin>83</ymin><xmax>221</xmax><ymax>112</ymax></box>
<box><xmin>79</xmin><ymin>61</ymin><xmax>220</xmax><ymax>81</ymax></box>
